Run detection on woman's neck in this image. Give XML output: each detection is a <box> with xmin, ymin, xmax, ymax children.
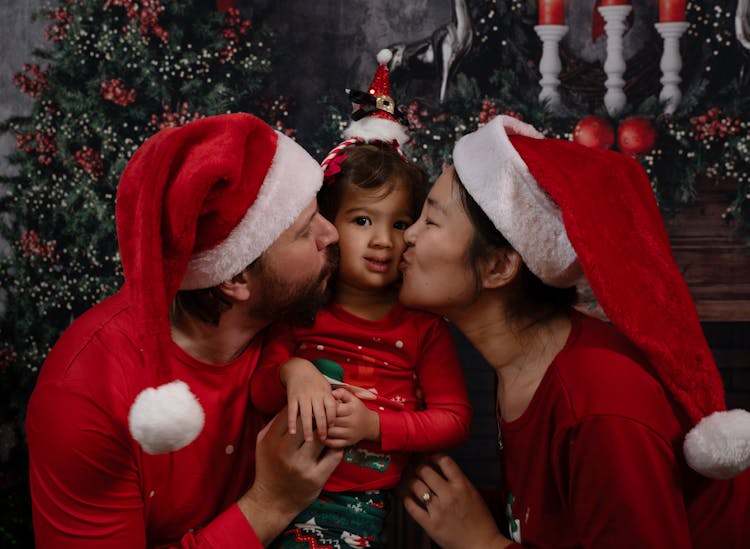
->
<box><xmin>452</xmin><ymin>298</ymin><xmax>571</xmax><ymax>422</ymax></box>
<box><xmin>334</xmin><ymin>282</ymin><xmax>398</xmax><ymax>321</ymax></box>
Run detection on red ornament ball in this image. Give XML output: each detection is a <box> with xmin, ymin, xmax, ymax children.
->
<box><xmin>617</xmin><ymin>116</ymin><xmax>656</xmax><ymax>156</ymax></box>
<box><xmin>573</xmin><ymin>115</ymin><xmax>615</xmax><ymax>149</ymax></box>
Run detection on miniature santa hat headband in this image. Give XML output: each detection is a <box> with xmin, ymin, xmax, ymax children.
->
<box><xmin>116</xmin><ymin>113</ymin><xmax>323</xmax><ymax>454</ymax></box>
<box><xmin>453</xmin><ymin>115</ymin><xmax>750</xmax><ymax>479</ymax></box>
<box><xmin>321</xmin><ymin>50</ymin><xmax>410</xmax><ymax>181</ymax></box>
<box><xmin>341</xmin><ymin>49</ymin><xmax>409</xmax><ymax>147</ymax></box>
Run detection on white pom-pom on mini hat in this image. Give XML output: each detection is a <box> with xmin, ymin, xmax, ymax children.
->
<box><xmin>116</xmin><ymin>114</ymin><xmax>323</xmax><ymax>454</ymax></box>
<box><xmin>453</xmin><ymin>115</ymin><xmax>750</xmax><ymax>478</ymax></box>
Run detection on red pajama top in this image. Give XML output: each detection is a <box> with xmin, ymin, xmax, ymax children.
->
<box><xmin>252</xmin><ymin>302</ymin><xmax>473</xmax><ymax>492</ymax></box>
<box><xmin>26</xmin><ymin>290</ymin><xmax>266</xmax><ymax>548</ymax></box>
<box><xmin>500</xmin><ymin>310</ymin><xmax>750</xmax><ymax>548</ymax></box>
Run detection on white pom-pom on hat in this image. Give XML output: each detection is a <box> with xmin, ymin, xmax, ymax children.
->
<box><xmin>128</xmin><ymin>380</ymin><xmax>205</xmax><ymax>455</ymax></box>
<box><xmin>684</xmin><ymin>409</ymin><xmax>750</xmax><ymax>479</ymax></box>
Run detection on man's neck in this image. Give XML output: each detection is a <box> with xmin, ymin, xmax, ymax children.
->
<box><xmin>170</xmin><ymin>305</ymin><xmax>267</xmax><ymax>364</ymax></box>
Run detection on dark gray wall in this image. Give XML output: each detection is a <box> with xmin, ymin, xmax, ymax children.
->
<box><xmin>0</xmin><ymin>0</ymin><xmax>46</xmax><ymax>175</ymax></box>
<box><xmin>0</xmin><ymin>0</ymin><xmax>46</xmax><ymax>264</ymax></box>
<box><xmin>241</xmin><ymin>0</ymin><xmax>452</xmax><ymax>138</ymax></box>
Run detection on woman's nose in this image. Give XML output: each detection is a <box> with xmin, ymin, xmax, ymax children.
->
<box><xmin>403</xmin><ymin>221</ymin><xmax>418</xmax><ymax>247</ymax></box>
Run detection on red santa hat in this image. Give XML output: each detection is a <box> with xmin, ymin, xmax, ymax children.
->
<box><xmin>116</xmin><ymin>113</ymin><xmax>323</xmax><ymax>454</ymax></box>
<box><xmin>453</xmin><ymin>115</ymin><xmax>750</xmax><ymax>479</ymax></box>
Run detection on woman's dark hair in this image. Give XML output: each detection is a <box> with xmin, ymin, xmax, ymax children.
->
<box><xmin>453</xmin><ymin>169</ymin><xmax>577</xmax><ymax>317</ymax></box>
<box><xmin>318</xmin><ymin>142</ymin><xmax>429</xmax><ymax>222</ymax></box>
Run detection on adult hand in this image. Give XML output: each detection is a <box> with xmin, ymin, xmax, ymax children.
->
<box><xmin>325</xmin><ymin>388</ymin><xmax>380</xmax><ymax>448</ymax></box>
<box><xmin>238</xmin><ymin>408</ymin><xmax>342</xmax><ymax>545</ymax></box>
<box><xmin>399</xmin><ymin>453</ymin><xmax>511</xmax><ymax>549</ymax></box>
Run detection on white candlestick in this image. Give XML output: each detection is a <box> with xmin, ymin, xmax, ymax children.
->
<box><xmin>599</xmin><ymin>5</ymin><xmax>632</xmax><ymax>116</ymax></box>
<box><xmin>534</xmin><ymin>24</ymin><xmax>569</xmax><ymax>112</ymax></box>
<box><xmin>655</xmin><ymin>21</ymin><xmax>690</xmax><ymax>114</ymax></box>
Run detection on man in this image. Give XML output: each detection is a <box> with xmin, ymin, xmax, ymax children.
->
<box><xmin>26</xmin><ymin>113</ymin><xmax>343</xmax><ymax>547</ymax></box>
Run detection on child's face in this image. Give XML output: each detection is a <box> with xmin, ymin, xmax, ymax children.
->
<box><xmin>333</xmin><ymin>180</ymin><xmax>414</xmax><ymax>293</ymax></box>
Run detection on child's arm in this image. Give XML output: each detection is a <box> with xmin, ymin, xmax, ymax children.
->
<box><xmin>378</xmin><ymin>318</ymin><xmax>473</xmax><ymax>453</ymax></box>
<box><xmin>253</xmin><ymin>325</ymin><xmax>337</xmax><ymax>441</ymax></box>
<box><xmin>251</xmin><ymin>324</ymin><xmax>295</xmax><ymax>416</ymax></box>
<box><xmin>279</xmin><ymin>357</ymin><xmax>338</xmax><ymax>442</ymax></box>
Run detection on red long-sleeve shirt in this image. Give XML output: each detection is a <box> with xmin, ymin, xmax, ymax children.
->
<box><xmin>500</xmin><ymin>310</ymin><xmax>750</xmax><ymax>548</ymax></box>
<box><xmin>252</xmin><ymin>302</ymin><xmax>473</xmax><ymax>491</ymax></box>
<box><xmin>26</xmin><ymin>290</ymin><xmax>265</xmax><ymax>548</ymax></box>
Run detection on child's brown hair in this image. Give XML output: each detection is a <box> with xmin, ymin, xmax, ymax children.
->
<box><xmin>318</xmin><ymin>142</ymin><xmax>429</xmax><ymax>222</ymax></box>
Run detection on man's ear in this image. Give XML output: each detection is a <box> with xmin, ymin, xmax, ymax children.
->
<box><xmin>217</xmin><ymin>271</ymin><xmax>252</xmax><ymax>302</ymax></box>
<box><xmin>480</xmin><ymin>248</ymin><xmax>523</xmax><ymax>290</ymax></box>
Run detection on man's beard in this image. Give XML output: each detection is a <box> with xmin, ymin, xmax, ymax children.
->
<box><xmin>250</xmin><ymin>245</ymin><xmax>339</xmax><ymax>327</ymax></box>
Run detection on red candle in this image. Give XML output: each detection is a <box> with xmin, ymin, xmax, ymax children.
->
<box><xmin>600</xmin><ymin>0</ymin><xmax>630</xmax><ymax>5</ymax></box>
<box><xmin>659</xmin><ymin>0</ymin><xmax>686</xmax><ymax>22</ymax></box>
<box><xmin>538</xmin><ymin>0</ymin><xmax>565</xmax><ymax>25</ymax></box>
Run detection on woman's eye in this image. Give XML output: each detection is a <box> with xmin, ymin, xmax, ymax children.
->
<box><xmin>354</xmin><ymin>216</ymin><xmax>371</xmax><ymax>226</ymax></box>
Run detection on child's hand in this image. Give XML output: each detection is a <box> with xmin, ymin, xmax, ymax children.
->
<box><xmin>280</xmin><ymin>358</ymin><xmax>337</xmax><ymax>442</ymax></box>
<box><xmin>325</xmin><ymin>388</ymin><xmax>381</xmax><ymax>448</ymax></box>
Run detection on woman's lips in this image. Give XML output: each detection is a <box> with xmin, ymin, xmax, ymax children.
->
<box><xmin>398</xmin><ymin>252</ymin><xmax>411</xmax><ymax>272</ymax></box>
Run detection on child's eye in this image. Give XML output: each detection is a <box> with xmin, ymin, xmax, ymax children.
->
<box><xmin>354</xmin><ymin>216</ymin><xmax>371</xmax><ymax>226</ymax></box>
<box><xmin>393</xmin><ymin>220</ymin><xmax>410</xmax><ymax>230</ymax></box>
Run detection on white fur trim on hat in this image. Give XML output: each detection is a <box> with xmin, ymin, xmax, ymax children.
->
<box><xmin>343</xmin><ymin>116</ymin><xmax>409</xmax><ymax>146</ymax></box>
<box><xmin>453</xmin><ymin>115</ymin><xmax>583</xmax><ymax>288</ymax></box>
<box><xmin>128</xmin><ymin>380</ymin><xmax>205</xmax><ymax>455</ymax></box>
<box><xmin>180</xmin><ymin>131</ymin><xmax>324</xmax><ymax>290</ymax></box>
<box><xmin>683</xmin><ymin>408</ymin><xmax>750</xmax><ymax>479</ymax></box>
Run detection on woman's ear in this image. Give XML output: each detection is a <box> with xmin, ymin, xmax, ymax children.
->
<box><xmin>480</xmin><ymin>247</ymin><xmax>523</xmax><ymax>290</ymax></box>
<box><xmin>216</xmin><ymin>271</ymin><xmax>252</xmax><ymax>302</ymax></box>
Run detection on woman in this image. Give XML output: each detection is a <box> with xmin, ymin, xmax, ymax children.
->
<box><xmin>397</xmin><ymin>115</ymin><xmax>750</xmax><ymax>548</ymax></box>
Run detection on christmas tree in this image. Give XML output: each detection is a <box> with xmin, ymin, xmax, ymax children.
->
<box><xmin>0</xmin><ymin>0</ymin><xmax>292</xmax><ymax>542</ymax></box>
